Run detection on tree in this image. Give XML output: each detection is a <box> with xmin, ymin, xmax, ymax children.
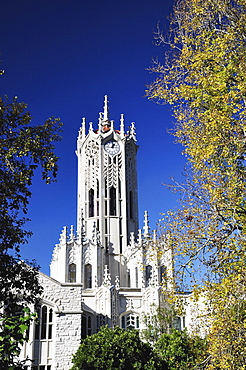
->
<box><xmin>0</xmin><ymin>96</ymin><xmax>62</xmax><ymax>368</ymax></box>
<box><xmin>154</xmin><ymin>329</ymin><xmax>207</xmax><ymax>370</ymax></box>
<box><xmin>146</xmin><ymin>0</ymin><xmax>246</xmax><ymax>368</ymax></box>
<box><xmin>70</xmin><ymin>326</ymin><xmax>166</xmax><ymax>370</ymax></box>
<box><xmin>141</xmin><ymin>304</ymin><xmax>181</xmax><ymax>344</ymax></box>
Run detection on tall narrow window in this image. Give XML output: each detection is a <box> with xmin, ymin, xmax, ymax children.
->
<box><xmin>127</xmin><ymin>269</ymin><xmax>131</xmax><ymax>287</ymax></box>
<box><xmin>159</xmin><ymin>265</ymin><xmax>166</xmax><ymax>284</ymax></box>
<box><xmin>41</xmin><ymin>306</ymin><xmax>47</xmax><ymax>339</ymax></box>
<box><xmin>34</xmin><ymin>305</ymin><xmax>53</xmax><ymax>367</ymax></box>
<box><xmin>68</xmin><ymin>263</ymin><xmax>76</xmax><ymax>283</ymax></box>
<box><xmin>135</xmin><ymin>267</ymin><xmax>138</xmax><ymax>288</ymax></box>
<box><xmin>48</xmin><ymin>309</ymin><xmax>53</xmax><ymax>339</ymax></box>
<box><xmin>82</xmin><ymin>315</ymin><xmax>86</xmax><ymax>339</ymax></box>
<box><xmin>89</xmin><ymin>189</ymin><xmax>94</xmax><ymax>217</ymax></box>
<box><xmin>97</xmin><ymin>179</ymin><xmax>99</xmax><ymax>198</ymax></box>
<box><xmin>129</xmin><ymin>191</ymin><xmax>133</xmax><ymax>219</ymax></box>
<box><xmin>82</xmin><ymin>314</ymin><xmax>93</xmax><ymax>339</ymax></box>
<box><xmin>105</xmin><ymin>237</ymin><xmax>109</xmax><ymax>253</ymax></box>
<box><xmin>146</xmin><ymin>265</ymin><xmax>152</xmax><ymax>287</ymax></box>
<box><xmin>88</xmin><ymin>316</ymin><xmax>92</xmax><ymax>336</ymax></box>
<box><xmin>109</xmin><ymin>186</ymin><xmax>116</xmax><ymax>216</ymax></box>
<box><xmin>104</xmin><ymin>178</ymin><xmax>107</xmax><ymax>197</ymax></box>
<box><xmin>84</xmin><ymin>264</ymin><xmax>92</xmax><ymax>289</ymax></box>
<box><xmin>120</xmin><ymin>236</ymin><xmax>123</xmax><ymax>254</ymax></box>
<box><xmin>118</xmin><ymin>178</ymin><xmax>121</xmax><ymax>198</ymax></box>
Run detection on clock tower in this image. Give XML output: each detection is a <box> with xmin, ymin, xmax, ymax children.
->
<box><xmin>76</xmin><ymin>95</ymin><xmax>138</xmax><ymax>285</ymax></box>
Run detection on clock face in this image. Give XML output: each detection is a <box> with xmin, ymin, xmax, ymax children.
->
<box><xmin>104</xmin><ymin>140</ymin><xmax>120</xmax><ymax>156</ymax></box>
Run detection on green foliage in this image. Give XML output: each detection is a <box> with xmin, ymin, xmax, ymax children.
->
<box><xmin>71</xmin><ymin>326</ymin><xmax>166</xmax><ymax>370</ymax></box>
<box><xmin>0</xmin><ymin>306</ymin><xmax>37</xmax><ymax>368</ymax></box>
<box><xmin>146</xmin><ymin>0</ymin><xmax>246</xmax><ymax>367</ymax></box>
<box><xmin>154</xmin><ymin>330</ymin><xmax>207</xmax><ymax>370</ymax></box>
<box><xmin>0</xmin><ymin>96</ymin><xmax>62</xmax><ymax>368</ymax></box>
<box><xmin>141</xmin><ymin>305</ymin><xmax>178</xmax><ymax>343</ymax></box>
<box><xmin>0</xmin><ymin>96</ymin><xmax>62</xmax><ymax>253</ymax></box>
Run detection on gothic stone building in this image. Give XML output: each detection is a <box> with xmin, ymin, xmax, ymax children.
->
<box><xmin>20</xmin><ymin>97</ymin><xmax>195</xmax><ymax>370</ymax></box>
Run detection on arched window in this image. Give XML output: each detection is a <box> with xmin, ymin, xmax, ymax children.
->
<box><xmin>82</xmin><ymin>314</ymin><xmax>93</xmax><ymax>339</ymax></box>
<box><xmin>34</xmin><ymin>305</ymin><xmax>53</xmax><ymax>369</ymax></box>
<box><xmin>121</xmin><ymin>313</ymin><xmax>139</xmax><ymax>330</ymax></box>
<box><xmin>41</xmin><ymin>306</ymin><xmax>47</xmax><ymax>339</ymax></box>
<box><xmin>146</xmin><ymin>265</ymin><xmax>152</xmax><ymax>287</ymax></box>
<box><xmin>109</xmin><ymin>186</ymin><xmax>116</xmax><ymax>216</ymax></box>
<box><xmin>159</xmin><ymin>265</ymin><xmax>166</xmax><ymax>284</ymax></box>
<box><xmin>84</xmin><ymin>264</ymin><xmax>92</xmax><ymax>289</ymax></box>
<box><xmin>68</xmin><ymin>263</ymin><xmax>76</xmax><ymax>283</ymax></box>
<box><xmin>89</xmin><ymin>188</ymin><xmax>94</xmax><ymax>217</ymax></box>
<box><xmin>35</xmin><ymin>305</ymin><xmax>53</xmax><ymax>340</ymax></box>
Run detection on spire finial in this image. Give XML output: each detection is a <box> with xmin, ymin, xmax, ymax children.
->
<box><xmin>129</xmin><ymin>122</ymin><xmax>136</xmax><ymax>141</ymax></box>
<box><xmin>79</xmin><ymin>117</ymin><xmax>86</xmax><ymax>139</ymax></box>
<box><xmin>143</xmin><ymin>211</ymin><xmax>150</xmax><ymax>237</ymax></box>
<box><xmin>103</xmin><ymin>95</ymin><xmax>109</xmax><ymax>122</ymax></box>
<box><xmin>120</xmin><ymin>114</ymin><xmax>125</xmax><ymax>138</ymax></box>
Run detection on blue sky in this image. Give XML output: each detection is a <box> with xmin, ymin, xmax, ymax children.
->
<box><xmin>1</xmin><ymin>0</ymin><xmax>186</xmax><ymax>275</ymax></box>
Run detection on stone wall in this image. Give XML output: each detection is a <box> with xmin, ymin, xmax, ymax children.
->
<box><xmin>39</xmin><ymin>272</ymin><xmax>83</xmax><ymax>370</ymax></box>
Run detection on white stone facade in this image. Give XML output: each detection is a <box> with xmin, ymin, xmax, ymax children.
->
<box><xmin>20</xmin><ymin>97</ymin><xmax>191</xmax><ymax>370</ymax></box>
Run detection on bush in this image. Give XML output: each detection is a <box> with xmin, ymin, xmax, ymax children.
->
<box><xmin>71</xmin><ymin>326</ymin><xmax>166</xmax><ymax>370</ymax></box>
<box><xmin>154</xmin><ymin>329</ymin><xmax>207</xmax><ymax>370</ymax></box>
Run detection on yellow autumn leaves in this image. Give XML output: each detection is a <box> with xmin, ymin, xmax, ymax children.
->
<box><xmin>147</xmin><ymin>0</ymin><xmax>246</xmax><ymax>368</ymax></box>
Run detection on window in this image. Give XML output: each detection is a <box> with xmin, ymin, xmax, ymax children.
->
<box><xmin>129</xmin><ymin>191</ymin><xmax>133</xmax><ymax>219</ymax></box>
<box><xmin>109</xmin><ymin>186</ymin><xmax>116</xmax><ymax>216</ymax></box>
<box><xmin>119</xmin><ymin>236</ymin><xmax>123</xmax><ymax>254</ymax></box>
<box><xmin>146</xmin><ymin>265</ymin><xmax>152</xmax><ymax>287</ymax></box>
<box><xmin>41</xmin><ymin>306</ymin><xmax>47</xmax><ymax>339</ymax></box>
<box><xmin>34</xmin><ymin>305</ymin><xmax>53</xmax><ymax>369</ymax></box>
<box><xmin>97</xmin><ymin>314</ymin><xmax>107</xmax><ymax>332</ymax></box>
<box><xmin>135</xmin><ymin>267</ymin><xmax>138</xmax><ymax>288</ymax></box>
<box><xmin>173</xmin><ymin>317</ymin><xmax>181</xmax><ymax>331</ymax></box>
<box><xmin>127</xmin><ymin>269</ymin><xmax>131</xmax><ymax>287</ymax></box>
<box><xmin>82</xmin><ymin>314</ymin><xmax>93</xmax><ymax>339</ymax></box>
<box><xmin>104</xmin><ymin>178</ymin><xmax>107</xmax><ymax>198</ymax></box>
<box><xmin>97</xmin><ymin>179</ymin><xmax>99</xmax><ymax>198</ymax></box>
<box><xmin>118</xmin><ymin>178</ymin><xmax>121</xmax><ymax>197</ymax></box>
<box><xmin>105</xmin><ymin>237</ymin><xmax>109</xmax><ymax>253</ymax></box>
<box><xmin>89</xmin><ymin>188</ymin><xmax>94</xmax><ymax>217</ymax></box>
<box><xmin>35</xmin><ymin>306</ymin><xmax>53</xmax><ymax>340</ymax></box>
<box><xmin>121</xmin><ymin>313</ymin><xmax>139</xmax><ymax>330</ymax></box>
<box><xmin>159</xmin><ymin>265</ymin><xmax>166</xmax><ymax>284</ymax></box>
<box><xmin>68</xmin><ymin>263</ymin><xmax>76</xmax><ymax>283</ymax></box>
<box><xmin>84</xmin><ymin>264</ymin><xmax>92</xmax><ymax>289</ymax></box>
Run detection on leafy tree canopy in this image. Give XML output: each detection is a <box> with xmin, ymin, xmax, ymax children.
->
<box><xmin>155</xmin><ymin>329</ymin><xmax>207</xmax><ymax>370</ymax></box>
<box><xmin>71</xmin><ymin>326</ymin><xmax>166</xmax><ymax>370</ymax></box>
<box><xmin>146</xmin><ymin>0</ymin><xmax>246</xmax><ymax>368</ymax></box>
<box><xmin>0</xmin><ymin>96</ymin><xmax>62</xmax><ymax>368</ymax></box>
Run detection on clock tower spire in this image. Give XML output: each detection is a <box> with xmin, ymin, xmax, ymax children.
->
<box><xmin>75</xmin><ymin>96</ymin><xmax>138</xmax><ymax>285</ymax></box>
